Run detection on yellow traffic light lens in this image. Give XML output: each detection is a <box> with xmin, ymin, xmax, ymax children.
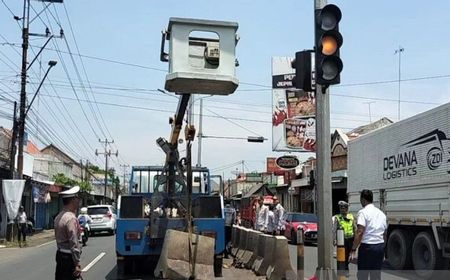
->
<box><xmin>321</xmin><ymin>36</ymin><xmax>338</xmax><ymax>55</ymax></box>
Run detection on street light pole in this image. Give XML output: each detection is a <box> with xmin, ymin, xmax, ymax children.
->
<box><xmin>395</xmin><ymin>46</ymin><xmax>404</xmax><ymax>121</ymax></box>
<box><xmin>24</xmin><ymin>61</ymin><xmax>57</xmax><ymax>117</ymax></box>
<box><xmin>363</xmin><ymin>101</ymin><xmax>376</xmax><ymax>123</ymax></box>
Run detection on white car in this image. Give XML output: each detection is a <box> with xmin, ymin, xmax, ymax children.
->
<box><xmin>87</xmin><ymin>205</ymin><xmax>117</xmax><ymax>235</ymax></box>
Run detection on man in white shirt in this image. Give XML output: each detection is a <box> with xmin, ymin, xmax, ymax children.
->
<box><xmin>350</xmin><ymin>189</ymin><xmax>387</xmax><ymax>280</ymax></box>
<box><xmin>273</xmin><ymin>196</ymin><xmax>285</xmax><ymax>235</ymax></box>
<box><xmin>255</xmin><ymin>196</ymin><xmax>269</xmax><ymax>232</ymax></box>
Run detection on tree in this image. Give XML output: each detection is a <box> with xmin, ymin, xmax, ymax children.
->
<box><xmin>52</xmin><ymin>173</ymin><xmax>92</xmax><ymax>193</ymax></box>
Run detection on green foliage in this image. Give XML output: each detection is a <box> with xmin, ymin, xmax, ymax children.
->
<box><xmin>52</xmin><ymin>173</ymin><xmax>93</xmax><ymax>193</ymax></box>
<box><xmin>79</xmin><ymin>181</ymin><xmax>93</xmax><ymax>193</ymax></box>
<box><xmin>87</xmin><ymin>165</ymin><xmax>101</xmax><ymax>173</ymax></box>
<box><xmin>53</xmin><ymin>173</ymin><xmax>77</xmax><ymax>186</ymax></box>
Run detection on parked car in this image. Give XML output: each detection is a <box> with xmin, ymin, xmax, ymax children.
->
<box><xmin>283</xmin><ymin>212</ymin><xmax>318</xmax><ymax>244</ymax></box>
<box><xmin>87</xmin><ymin>205</ymin><xmax>117</xmax><ymax>235</ymax></box>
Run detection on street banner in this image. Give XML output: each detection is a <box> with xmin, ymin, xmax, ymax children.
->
<box><xmin>272</xmin><ymin>57</ymin><xmax>316</xmax><ymax>152</ymax></box>
<box><xmin>2</xmin><ymin>180</ymin><xmax>25</xmax><ymax>223</ymax></box>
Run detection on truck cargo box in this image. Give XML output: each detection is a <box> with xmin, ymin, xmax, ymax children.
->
<box><xmin>348</xmin><ymin>102</ymin><xmax>450</xmax><ymax>226</ymax></box>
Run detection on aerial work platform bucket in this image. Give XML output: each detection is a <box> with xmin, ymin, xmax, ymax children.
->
<box><xmin>161</xmin><ymin>17</ymin><xmax>239</xmax><ymax>95</ymax></box>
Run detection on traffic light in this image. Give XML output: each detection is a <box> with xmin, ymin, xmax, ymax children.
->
<box><xmin>291</xmin><ymin>50</ymin><xmax>315</xmax><ymax>92</ymax></box>
<box><xmin>315</xmin><ymin>4</ymin><xmax>343</xmax><ymax>86</ymax></box>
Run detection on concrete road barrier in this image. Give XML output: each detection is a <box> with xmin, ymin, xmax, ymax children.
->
<box><xmin>231</xmin><ymin>225</ymin><xmax>240</xmax><ymax>257</ymax></box>
<box><xmin>244</xmin><ymin>230</ymin><xmax>261</xmax><ymax>269</ymax></box>
<box><xmin>235</xmin><ymin>227</ymin><xmax>249</xmax><ymax>261</ymax></box>
<box><xmin>240</xmin><ymin>229</ymin><xmax>258</xmax><ymax>267</ymax></box>
<box><xmin>154</xmin><ymin>229</ymin><xmax>215</xmax><ymax>280</ymax></box>
<box><xmin>266</xmin><ymin>235</ymin><xmax>295</xmax><ymax>280</ymax></box>
<box><xmin>252</xmin><ymin>233</ymin><xmax>268</xmax><ymax>272</ymax></box>
<box><xmin>254</xmin><ymin>234</ymin><xmax>276</xmax><ymax>276</ymax></box>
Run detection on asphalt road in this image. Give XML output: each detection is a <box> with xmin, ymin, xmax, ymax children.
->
<box><xmin>287</xmin><ymin>243</ymin><xmax>433</xmax><ymax>280</ymax></box>
<box><xmin>1</xmin><ymin>232</ymin><xmax>431</xmax><ymax>280</ymax></box>
<box><xmin>0</xmin><ymin>233</ymin><xmax>263</xmax><ymax>280</ymax></box>
<box><xmin>0</xmin><ymin>232</ymin><xmax>117</xmax><ymax>280</ymax></box>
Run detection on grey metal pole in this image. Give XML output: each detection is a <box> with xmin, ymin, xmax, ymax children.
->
<box><xmin>395</xmin><ymin>46</ymin><xmax>404</xmax><ymax>121</ymax></box>
<box><xmin>315</xmin><ymin>0</ymin><xmax>334</xmax><ymax>277</ymax></box>
<box><xmin>9</xmin><ymin>102</ymin><xmax>17</xmax><ymax>179</ymax></box>
<box><xmin>196</xmin><ymin>98</ymin><xmax>203</xmax><ymax>167</ymax></box>
<box><xmin>363</xmin><ymin>101</ymin><xmax>375</xmax><ymax>123</ymax></box>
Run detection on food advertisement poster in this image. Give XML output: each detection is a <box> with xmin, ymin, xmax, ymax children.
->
<box><xmin>272</xmin><ymin>57</ymin><xmax>316</xmax><ymax>152</ymax></box>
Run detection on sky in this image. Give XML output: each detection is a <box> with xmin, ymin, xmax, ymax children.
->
<box><xmin>1</xmin><ymin>0</ymin><xmax>450</xmax><ymax>180</ymax></box>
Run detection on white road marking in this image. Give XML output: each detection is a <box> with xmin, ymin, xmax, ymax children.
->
<box><xmin>82</xmin><ymin>252</ymin><xmax>106</xmax><ymax>272</ymax></box>
<box><xmin>36</xmin><ymin>240</ymin><xmax>55</xmax><ymax>248</ymax></box>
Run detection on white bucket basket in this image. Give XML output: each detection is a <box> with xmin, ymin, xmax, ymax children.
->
<box><xmin>161</xmin><ymin>17</ymin><xmax>239</xmax><ymax>95</ymax></box>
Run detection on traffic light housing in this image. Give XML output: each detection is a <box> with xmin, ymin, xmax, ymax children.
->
<box><xmin>291</xmin><ymin>50</ymin><xmax>315</xmax><ymax>92</ymax></box>
<box><xmin>315</xmin><ymin>4</ymin><xmax>343</xmax><ymax>86</ymax></box>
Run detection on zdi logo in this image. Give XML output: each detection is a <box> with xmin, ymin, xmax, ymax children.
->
<box><xmin>427</xmin><ymin>147</ymin><xmax>443</xmax><ymax>170</ymax></box>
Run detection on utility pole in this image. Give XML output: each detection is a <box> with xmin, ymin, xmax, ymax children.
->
<box><xmin>315</xmin><ymin>0</ymin><xmax>333</xmax><ymax>277</ymax></box>
<box><xmin>120</xmin><ymin>164</ymin><xmax>129</xmax><ymax>196</ymax></box>
<box><xmin>16</xmin><ymin>0</ymin><xmax>62</xmax><ymax>179</ymax></box>
<box><xmin>9</xmin><ymin>102</ymin><xmax>18</xmax><ymax>179</ymax></box>
<box><xmin>196</xmin><ymin>98</ymin><xmax>203</xmax><ymax>167</ymax></box>
<box><xmin>395</xmin><ymin>46</ymin><xmax>404</xmax><ymax>121</ymax></box>
<box><xmin>17</xmin><ymin>0</ymin><xmax>30</xmax><ymax>179</ymax></box>
<box><xmin>96</xmin><ymin>139</ymin><xmax>118</xmax><ymax>204</ymax></box>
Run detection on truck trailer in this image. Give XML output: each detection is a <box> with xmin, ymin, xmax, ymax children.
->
<box><xmin>347</xmin><ymin>102</ymin><xmax>450</xmax><ymax>278</ymax></box>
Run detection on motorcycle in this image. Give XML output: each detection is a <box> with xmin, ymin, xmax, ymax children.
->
<box><xmin>78</xmin><ymin>218</ymin><xmax>90</xmax><ymax>246</ymax></box>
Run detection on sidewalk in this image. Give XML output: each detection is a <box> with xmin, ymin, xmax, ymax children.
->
<box><xmin>0</xmin><ymin>229</ymin><xmax>55</xmax><ymax>248</ymax></box>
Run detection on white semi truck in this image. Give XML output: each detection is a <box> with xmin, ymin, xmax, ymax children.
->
<box><xmin>347</xmin><ymin>102</ymin><xmax>450</xmax><ymax>278</ymax></box>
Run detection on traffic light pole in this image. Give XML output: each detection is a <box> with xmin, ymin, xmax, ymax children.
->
<box><xmin>315</xmin><ymin>0</ymin><xmax>334</xmax><ymax>278</ymax></box>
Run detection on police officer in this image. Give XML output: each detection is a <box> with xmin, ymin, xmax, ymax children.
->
<box><xmin>333</xmin><ymin>200</ymin><xmax>356</xmax><ymax>272</ymax></box>
<box><xmin>224</xmin><ymin>202</ymin><xmax>236</xmax><ymax>258</ymax></box>
<box><xmin>54</xmin><ymin>186</ymin><xmax>82</xmax><ymax>280</ymax></box>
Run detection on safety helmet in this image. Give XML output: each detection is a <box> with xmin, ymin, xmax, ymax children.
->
<box><xmin>80</xmin><ymin>207</ymin><xmax>88</xmax><ymax>214</ymax></box>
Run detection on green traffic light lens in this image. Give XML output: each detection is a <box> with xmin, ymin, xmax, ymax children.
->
<box><xmin>321</xmin><ymin>57</ymin><xmax>343</xmax><ymax>81</ymax></box>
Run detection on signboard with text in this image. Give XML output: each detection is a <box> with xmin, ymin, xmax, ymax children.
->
<box><xmin>272</xmin><ymin>57</ymin><xmax>316</xmax><ymax>152</ymax></box>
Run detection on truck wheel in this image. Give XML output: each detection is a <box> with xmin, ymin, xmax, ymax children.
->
<box><xmin>387</xmin><ymin>229</ymin><xmax>413</xmax><ymax>270</ymax></box>
<box><xmin>214</xmin><ymin>254</ymin><xmax>223</xmax><ymax>277</ymax></box>
<box><xmin>412</xmin><ymin>231</ymin><xmax>445</xmax><ymax>279</ymax></box>
<box><xmin>116</xmin><ymin>258</ymin><xmax>126</xmax><ymax>278</ymax></box>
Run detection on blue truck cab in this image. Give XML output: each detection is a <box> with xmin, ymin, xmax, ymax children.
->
<box><xmin>116</xmin><ymin>166</ymin><xmax>225</xmax><ymax>277</ymax></box>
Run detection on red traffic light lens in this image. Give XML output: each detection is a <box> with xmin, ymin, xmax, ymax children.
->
<box><xmin>319</xmin><ymin>4</ymin><xmax>342</xmax><ymax>31</ymax></box>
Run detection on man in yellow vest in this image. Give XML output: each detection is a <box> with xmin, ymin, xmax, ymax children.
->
<box><xmin>333</xmin><ymin>200</ymin><xmax>356</xmax><ymax>272</ymax></box>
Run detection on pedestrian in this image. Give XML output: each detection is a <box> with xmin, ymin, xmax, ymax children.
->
<box><xmin>236</xmin><ymin>209</ymin><xmax>241</xmax><ymax>226</ymax></box>
<box><xmin>223</xmin><ymin>202</ymin><xmax>236</xmax><ymax>258</ymax></box>
<box><xmin>54</xmin><ymin>186</ymin><xmax>82</xmax><ymax>280</ymax></box>
<box><xmin>255</xmin><ymin>196</ymin><xmax>269</xmax><ymax>232</ymax></box>
<box><xmin>266</xmin><ymin>204</ymin><xmax>276</xmax><ymax>235</ymax></box>
<box><xmin>333</xmin><ymin>200</ymin><xmax>356</xmax><ymax>274</ymax></box>
<box><xmin>16</xmin><ymin>205</ymin><xmax>27</xmax><ymax>247</ymax></box>
<box><xmin>273</xmin><ymin>196</ymin><xmax>285</xmax><ymax>235</ymax></box>
<box><xmin>349</xmin><ymin>189</ymin><xmax>387</xmax><ymax>280</ymax></box>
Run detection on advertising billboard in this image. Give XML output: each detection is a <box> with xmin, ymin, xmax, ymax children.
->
<box><xmin>272</xmin><ymin>57</ymin><xmax>316</xmax><ymax>152</ymax></box>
